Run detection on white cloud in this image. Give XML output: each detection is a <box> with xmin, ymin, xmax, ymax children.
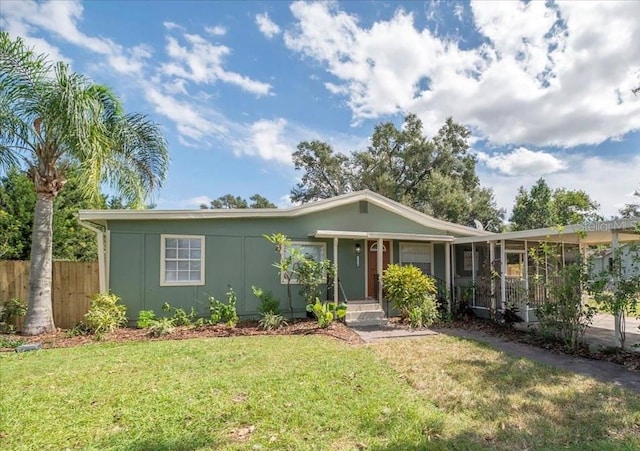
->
<box><xmin>284</xmin><ymin>1</ymin><xmax>640</xmax><ymax>147</ymax></box>
<box><xmin>2</xmin><ymin>0</ymin><xmax>151</xmax><ymax>75</ymax></box>
<box><xmin>205</xmin><ymin>25</ymin><xmax>227</xmax><ymax>36</ymax></box>
<box><xmin>476</xmin><ymin>147</ymin><xmax>567</xmax><ymax>176</ymax></box>
<box><xmin>237</xmin><ymin>118</ymin><xmax>294</xmax><ymax>164</ymax></box>
<box><xmin>255</xmin><ymin>12</ymin><xmax>281</xmax><ymax>39</ymax></box>
<box><xmin>161</xmin><ymin>32</ymin><xmax>272</xmax><ymax>96</ymax></box>
<box><xmin>185</xmin><ymin>195</ymin><xmax>212</xmax><ymax>207</ymax></box>
<box><xmin>481</xmin><ymin>154</ymin><xmax>640</xmax><ymax>220</ymax></box>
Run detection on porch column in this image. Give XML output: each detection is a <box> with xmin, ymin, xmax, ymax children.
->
<box><xmin>500</xmin><ymin>239</ymin><xmax>506</xmax><ymax>314</ymax></box>
<box><xmin>333</xmin><ymin>238</ymin><xmax>339</xmax><ymax>304</ymax></box>
<box><xmin>444</xmin><ymin>241</ymin><xmax>451</xmax><ymax>314</ymax></box>
<box><xmin>471</xmin><ymin>242</ymin><xmax>476</xmax><ymax>307</ymax></box>
<box><xmin>524</xmin><ymin>240</ymin><xmax>529</xmax><ymax>323</ymax></box>
<box><xmin>489</xmin><ymin>241</ymin><xmax>496</xmax><ymax>312</ymax></box>
<box><xmin>377</xmin><ymin>238</ymin><xmax>383</xmax><ymax>305</ymax></box>
<box><xmin>612</xmin><ymin>230</ymin><xmax>622</xmax><ymax>347</ymax></box>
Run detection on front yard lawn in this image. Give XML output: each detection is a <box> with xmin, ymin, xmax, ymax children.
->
<box><xmin>1</xmin><ymin>334</ymin><xmax>638</xmax><ymax>450</ymax></box>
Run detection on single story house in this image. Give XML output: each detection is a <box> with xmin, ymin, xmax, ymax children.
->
<box><xmin>79</xmin><ymin>191</ymin><xmax>640</xmax><ymax>325</ymax></box>
<box><xmin>78</xmin><ymin>190</ymin><xmax>490</xmax><ymax>324</ymax></box>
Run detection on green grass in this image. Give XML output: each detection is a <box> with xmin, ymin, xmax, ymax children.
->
<box><xmin>1</xmin><ymin>335</ymin><xmax>639</xmax><ymax>450</ymax></box>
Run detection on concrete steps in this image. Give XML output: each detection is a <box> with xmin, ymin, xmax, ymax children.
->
<box><xmin>345</xmin><ymin>301</ymin><xmax>388</xmax><ymax>327</ymax></box>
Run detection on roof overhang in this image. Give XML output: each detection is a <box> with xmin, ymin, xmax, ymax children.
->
<box><xmin>453</xmin><ymin>218</ymin><xmax>640</xmax><ymax>245</ymax></box>
<box><xmin>78</xmin><ymin>190</ymin><xmax>489</xmax><ymax>238</ymax></box>
<box><xmin>311</xmin><ymin>230</ymin><xmax>454</xmax><ymax>242</ymax></box>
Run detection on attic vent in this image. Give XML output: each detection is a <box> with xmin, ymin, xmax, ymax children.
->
<box><xmin>359</xmin><ymin>201</ymin><xmax>368</xmax><ymax>214</ymax></box>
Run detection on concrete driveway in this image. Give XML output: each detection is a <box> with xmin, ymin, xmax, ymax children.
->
<box><xmin>586</xmin><ymin>313</ymin><xmax>640</xmax><ymax>351</ymax></box>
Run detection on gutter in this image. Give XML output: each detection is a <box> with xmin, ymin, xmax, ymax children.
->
<box><xmin>78</xmin><ymin>219</ymin><xmax>107</xmax><ymax>294</ymax></box>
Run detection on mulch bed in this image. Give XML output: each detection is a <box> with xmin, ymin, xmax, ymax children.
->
<box><xmin>3</xmin><ymin>317</ymin><xmax>639</xmax><ymax>373</ymax></box>
<box><xmin>0</xmin><ymin>319</ymin><xmax>363</xmax><ymax>352</ymax></box>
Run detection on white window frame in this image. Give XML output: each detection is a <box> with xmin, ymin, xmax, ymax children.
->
<box><xmin>160</xmin><ymin>234</ymin><xmax>205</xmax><ymax>286</ymax></box>
<box><xmin>399</xmin><ymin>242</ymin><xmax>434</xmax><ymax>275</ymax></box>
<box><xmin>280</xmin><ymin>241</ymin><xmax>327</xmax><ymax>284</ymax></box>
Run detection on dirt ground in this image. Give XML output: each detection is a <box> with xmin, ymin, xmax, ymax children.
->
<box><xmin>0</xmin><ymin>319</ymin><xmax>363</xmax><ymax>351</ymax></box>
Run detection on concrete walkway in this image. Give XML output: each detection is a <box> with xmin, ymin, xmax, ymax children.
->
<box><xmin>587</xmin><ymin>313</ymin><xmax>640</xmax><ymax>350</ymax></box>
<box><xmin>351</xmin><ymin>325</ymin><xmax>640</xmax><ymax>393</ymax></box>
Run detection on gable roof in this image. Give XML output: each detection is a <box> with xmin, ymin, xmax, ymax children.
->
<box><xmin>79</xmin><ymin>189</ymin><xmax>490</xmax><ymax>237</ymax></box>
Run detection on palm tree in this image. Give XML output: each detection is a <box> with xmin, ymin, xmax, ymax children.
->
<box><xmin>0</xmin><ymin>33</ymin><xmax>169</xmax><ymax>335</ymax></box>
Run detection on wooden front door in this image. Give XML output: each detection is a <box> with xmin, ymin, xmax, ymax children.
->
<box><xmin>367</xmin><ymin>240</ymin><xmax>390</xmax><ymax>298</ymax></box>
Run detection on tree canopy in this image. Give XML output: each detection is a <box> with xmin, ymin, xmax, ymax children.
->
<box><xmin>1</xmin><ymin>32</ymin><xmax>169</xmax><ymax>334</ymax></box>
<box><xmin>619</xmin><ymin>186</ymin><xmax>640</xmax><ymax>218</ymax></box>
<box><xmin>290</xmin><ymin>114</ymin><xmax>504</xmax><ymax>229</ymax></box>
<box><xmin>200</xmin><ymin>193</ymin><xmax>276</xmax><ymax>209</ymax></box>
<box><xmin>509</xmin><ymin>178</ymin><xmax>602</xmax><ymax>230</ymax></box>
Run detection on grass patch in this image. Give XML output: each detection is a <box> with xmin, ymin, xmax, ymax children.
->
<box><xmin>372</xmin><ymin>335</ymin><xmax>640</xmax><ymax>450</ymax></box>
<box><xmin>1</xmin><ymin>334</ymin><xmax>638</xmax><ymax>450</ymax></box>
<box><xmin>0</xmin><ymin>336</ymin><xmax>441</xmax><ymax>450</ymax></box>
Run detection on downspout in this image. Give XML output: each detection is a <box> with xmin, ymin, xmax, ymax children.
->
<box><xmin>78</xmin><ymin>219</ymin><xmax>107</xmax><ymax>294</ymax></box>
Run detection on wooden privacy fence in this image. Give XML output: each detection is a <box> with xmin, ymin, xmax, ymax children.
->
<box><xmin>0</xmin><ymin>260</ymin><xmax>99</xmax><ymax>329</ymax></box>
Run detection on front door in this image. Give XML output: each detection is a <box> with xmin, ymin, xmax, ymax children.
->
<box><xmin>367</xmin><ymin>240</ymin><xmax>390</xmax><ymax>298</ymax></box>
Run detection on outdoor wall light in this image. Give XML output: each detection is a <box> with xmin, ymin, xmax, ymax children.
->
<box><xmin>355</xmin><ymin>243</ymin><xmax>361</xmax><ymax>267</ymax></box>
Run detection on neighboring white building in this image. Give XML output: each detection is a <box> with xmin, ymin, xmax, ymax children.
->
<box><xmin>590</xmin><ymin>243</ymin><xmax>640</xmax><ymax>280</ymax></box>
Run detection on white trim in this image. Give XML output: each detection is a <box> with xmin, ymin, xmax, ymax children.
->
<box><xmin>333</xmin><ymin>238</ymin><xmax>339</xmax><ymax>304</ymax></box>
<box><xmin>160</xmin><ymin>234</ymin><xmax>206</xmax><ymax>286</ymax></box>
<box><xmin>281</xmin><ymin>240</ymin><xmax>327</xmax><ymax>285</ymax></box>
<box><xmin>313</xmin><ymin>230</ymin><xmax>455</xmax><ymax>242</ymax></box>
<box><xmin>78</xmin><ymin>220</ymin><xmax>107</xmax><ymax>293</ymax></box>
<box><xmin>398</xmin><ymin>242</ymin><xmax>434</xmax><ymax>275</ymax></box>
<box><xmin>79</xmin><ymin>190</ymin><xmax>490</xmax><ymax>237</ymax></box>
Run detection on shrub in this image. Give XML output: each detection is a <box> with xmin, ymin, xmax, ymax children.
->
<box><xmin>209</xmin><ymin>288</ymin><xmax>239</xmax><ymax>326</ymax></box>
<box><xmin>0</xmin><ymin>336</ymin><xmax>26</xmax><ymax>348</ymax></box>
<box><xmin>0</xmin><ymin>298</ymin><xmax>27</xmax><ymax>333</ymax></box>
<box><xmin>85</xmin><ymin>293</ymin><xmax>127</xmax><ymax>335</ymax></box>
<box><xmin>136</xmin><ymin>310</ymin><xmax>157</xmax><ymax>329</ymax></box>
<box><xmin>536</xmin><ymin>263</ymin><xmax>595</xmax><ymax>352</ymax></box>
<box><xmin>382</xmin><ymin>264</ymin><xmax>438</xmax><ymax>325</ymax></box>
<box><xmin>65</xmin><ymin>323</ymin><xmax>91</xmax><ymax>337</ymax></box>
<box><xmin>406</xmin><ymin>297</ymin><xmax>440</xmax><ymax>329</ymax></box>
<box><xmin>252</xmin><ymin>286</ymin><xmax>280</xmax><ymax>315</ymax></box>
<box><xmin>305</xmin><ymin>298</ymin><xmax>347</xmax><ymax>328</ymax></box>
<box><xmin>147</xmin><ymin>317</ymin><xmax>174</xmax><ymax>337</ymax></box>
<box><xmin>161</xmin><ymin>303</ymin><xmax>198</xmax><ymax>326</ymax></box>
<box><xmin>258</xmin><ymin>312</ymin><xmax>288</xmax><ymax>330</ymax></box>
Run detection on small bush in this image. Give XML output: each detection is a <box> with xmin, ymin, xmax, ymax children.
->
<box><xmin>0</xmin><ymin>298</ymin><xmax>27</xmax><ymax>333</ymax></box>
<box><xmin>406</xmin><ymin>297</ymin><xmax>439</xmax><ymax>329</ymax></box>
<box><xmin>161</xmin><ymin>303</ymin><xmax>198</xmax><ymax>326</ymax></box>
<box><xmin>147</xmin><ymin>318</ymin><xmax>174</xmax><ymax>337</ymax></box>
<box><xmin>382</xmin><ymin>264</ymin><xmax>438</xmax><ymax>325</ymax></box>
<box><xmin>209</xmin><ymin>288</ymin><xmax>239</xmax><ymax>326</ymax></box>
<box><xmin>136</xmin><ymin>310</ymin><xmax>157</xmax><ymax>329</ymax></box>
<box><xmin>258</xmin><ymin>312</ymin><xmax>288</xmax><ymax>330</ymax></box>
<box><xmin>252</xmin><ymin>286</ymin><xmax>280</xmax><ymax>315</ymax></box>
<box><xmin>65</xmin><ymin>323</ymin><xmax>91</xmax><ymax>338</ymax></box>
<box><xmin>85</xmin><ymin>293</ymin><xmax>127</xmax><ymax>335</ymax></box>
<box><xmin>0</xmin><ymin>336</ymin><xmax>26</xmax><ymax>348</ymax></box>
<box><xmin>305</xmin><ymin>298</ymin><xmax>347</xmax><ymax>328</ymax></box>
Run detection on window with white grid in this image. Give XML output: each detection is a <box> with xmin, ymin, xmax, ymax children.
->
<box><xmin>160</xmin><ymin>235</ymin><xmax>205</xmax><ymax>286</ymax></box>
<box><xmin>399</xmin><ymin>243</ymin><xmax>433</xmax><ymax>275</ymax></box>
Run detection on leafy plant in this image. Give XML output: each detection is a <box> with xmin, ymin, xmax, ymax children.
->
<box><xmin>209</xmin><ymin>288</ymin><xmax>239</xmax><ymax>326</ymax></box>
<box><xmin>252</xmin><ymin>286</ymin><xmax>280</xmax><ymax>315</ymax></box>
<box><xmin>534</xmin><ymin>262</ymin><xmax>595</xmax><ymax>352</ymax></box>
<box><xmin>0</xmin><ymin>336</ymin><xmax>26</xmax><ymax>348</ymax></box>
<box><xmin>84</xmin><ymin>293</ymin><xmax>127</xmax><ymax>335</ymax></box>
<box><xmin>305</xmin><ymin>298</ymin><xmax>347</xmax><ymax>328</ymax></box>
<box><xmin>406</xmin><ymin>297</ymin><xmax>440</xmax><ymax>329</ymax></box>
<box><xmin>161</xmin><ymin>302</ymin><xmax>198</xmax><ymax>326</ymax></box>
<box><xmin>147</xmin><ymin>317</ymin><xmax>174</xmax><ymax>337</ymax></box>
<box><xmin>382</xmin><ymin>264</ymin><xmax>438</xmax><ymax>325</ymax></box>
<box><xmin>258</xmin><ymin>312</ymin><xmax>288</xmax><ymax>330</ymax></box>
<box><xmin>0</xmin><ymin>298</ymin><xmax>27</xmax><ymax>333</ymax></box>
<box><xmin>64</xmin><ymin>323</ymin><xmax>91</xmax><ymax>338</ymax></box>
<box><xmin>136</xmin><ymin>310</ymin><xmax>157</xmax><ymax>329</ymax></box>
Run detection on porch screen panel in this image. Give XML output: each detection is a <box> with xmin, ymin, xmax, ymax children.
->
<box><xmin>399</xmin><ymin>243</ymin><xmax>433</xmax><ymax>275</ymax></box>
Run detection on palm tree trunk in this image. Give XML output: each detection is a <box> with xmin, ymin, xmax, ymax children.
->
<box><xmin>22</xmin><ymin>193</ymin><xmax>56</xmax><ymax>335</ymax></box>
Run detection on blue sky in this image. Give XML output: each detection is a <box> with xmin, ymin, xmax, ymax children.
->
<box><xmin>2</xmin><ymin>0</ymin><xmax>639</xmax><ymax>219</ymax></box>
